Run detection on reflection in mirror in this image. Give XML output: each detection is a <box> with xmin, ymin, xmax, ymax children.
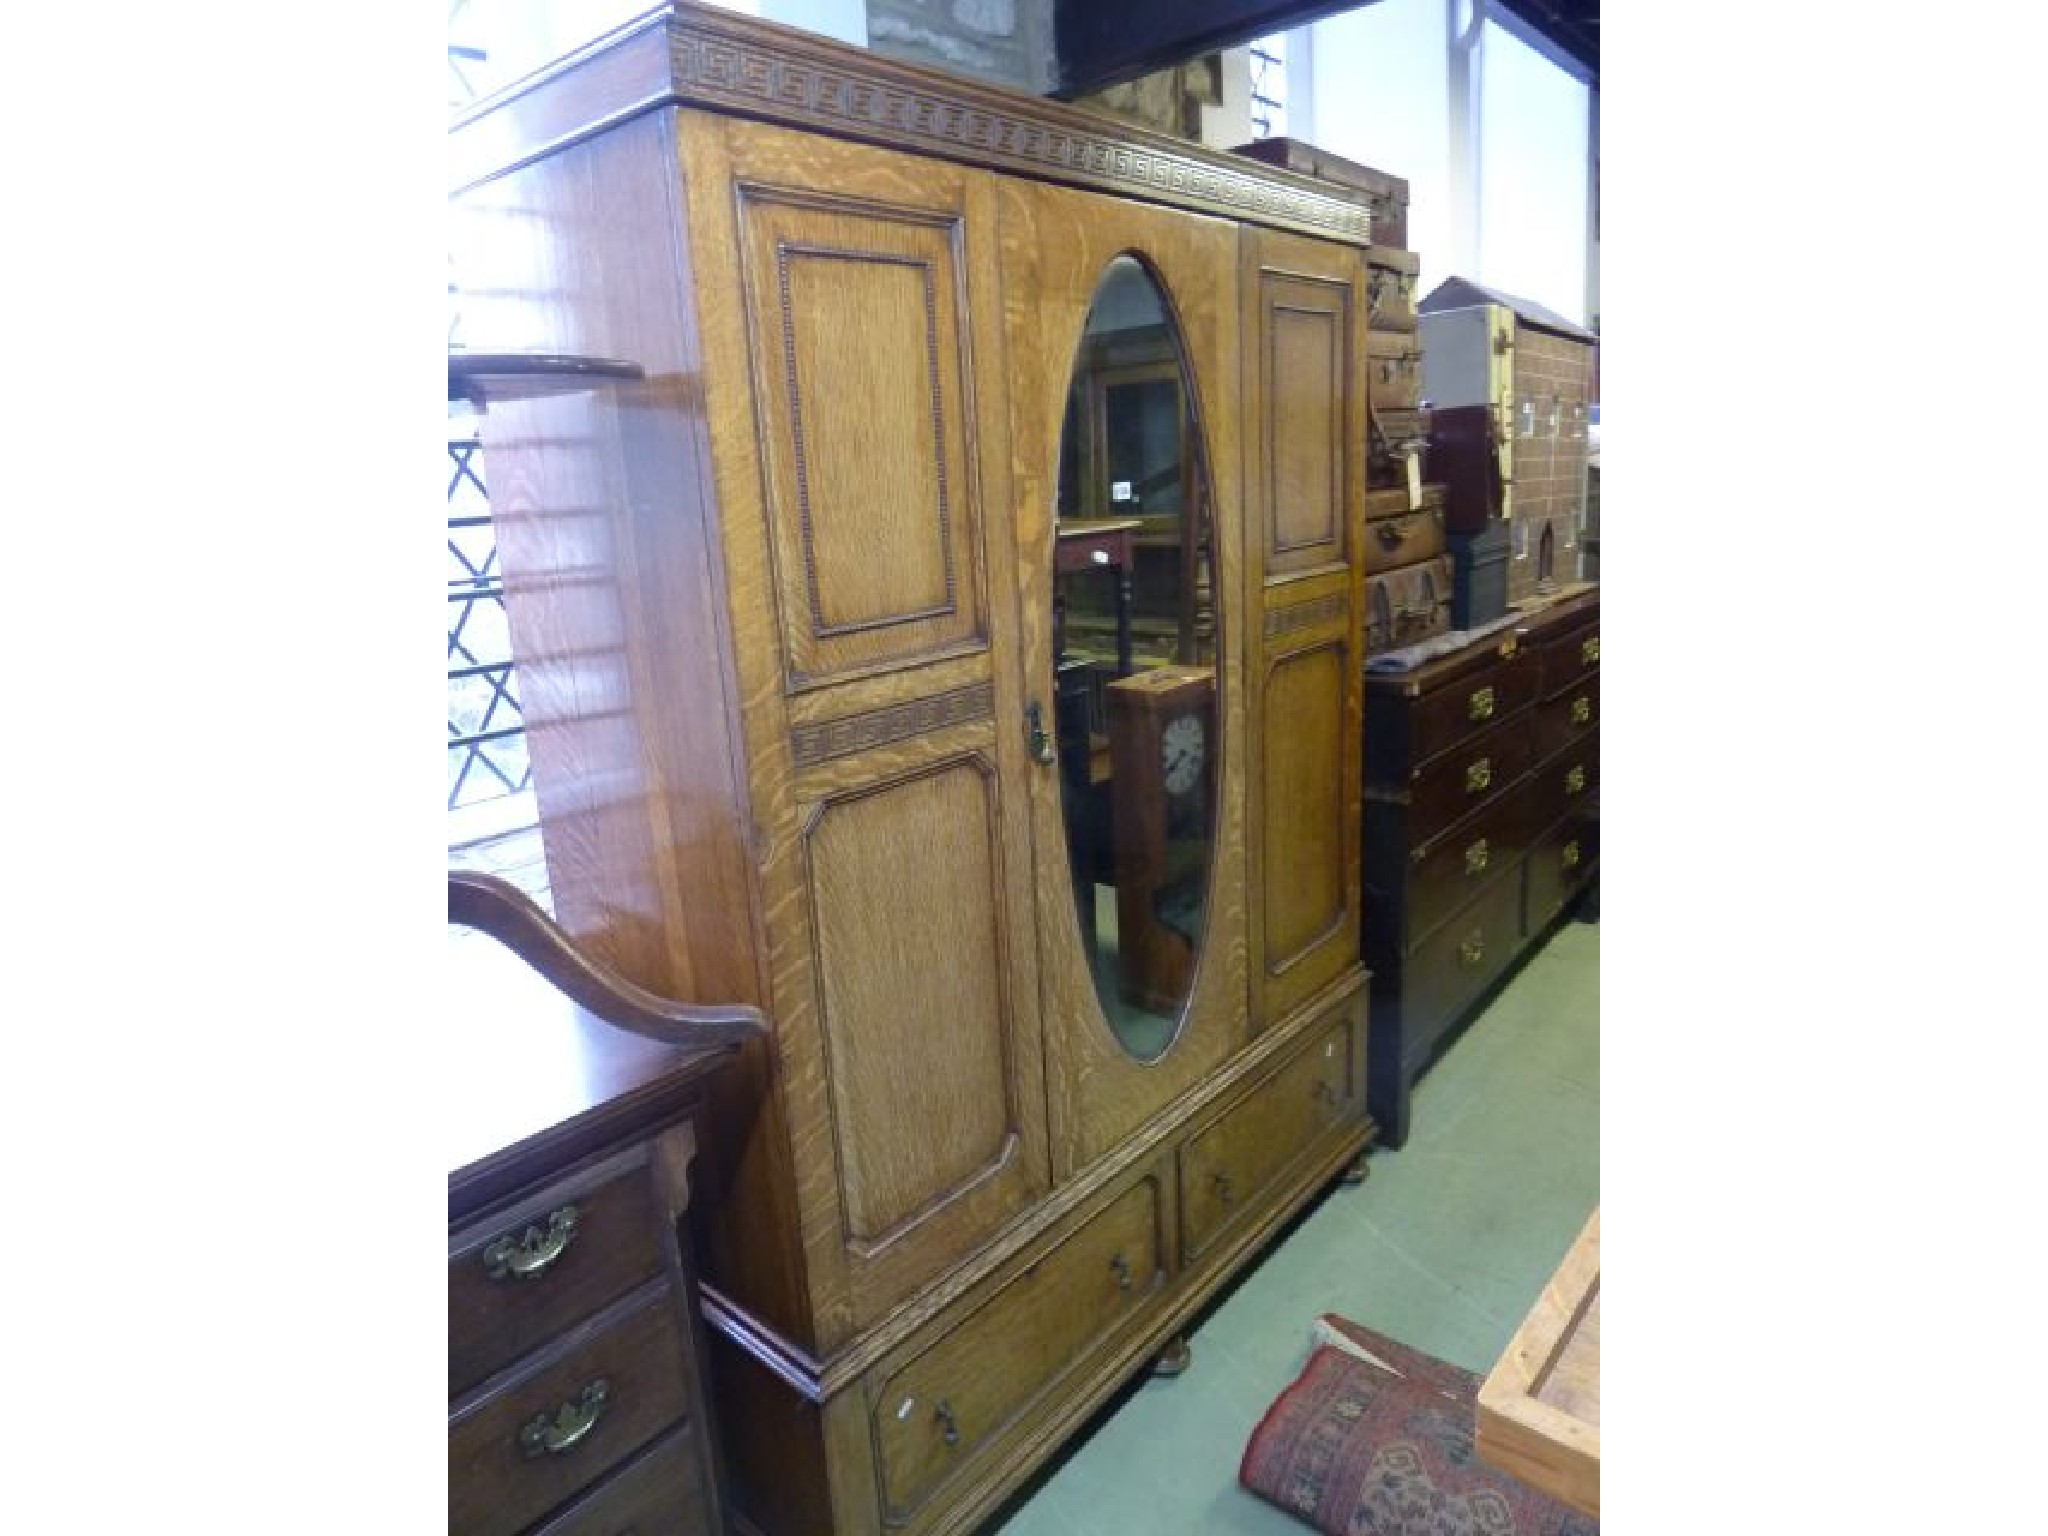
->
<box><xmin>1050</xmin><ymin>256</ymin><xmax>1218</xmax><ymax>1063</ymax></box>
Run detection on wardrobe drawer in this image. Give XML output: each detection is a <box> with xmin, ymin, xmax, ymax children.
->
<box><xmin>1526</xmin><ymin>806</ymin><xmax>1599</xmax><ymax>933</ymax></box>
<box><xmin>449</xmin><ymin>1282</ymin><xmax>690</xmax><ymax>1536</ymax></box>
<box><xmin>528</xmin><ymin>1426</ymin><xmax>715</xmax><ymax>1536</ymax></box>
<box><xmin>450</xmin><ymin>1151</ymin><xmax>668</xmax><ymax>1399</ymax></box>
<box><xmin>1179</xmin><ymin>1013</ymin><xmax>1361</xmax><ymax>1262</ymax></box>
<box><xmin>1532</xmin><ymin>674</ymin><xmax>1598</xmax><ymax>764</ymax></box>
<box><xmin>870</xmin><ymin>1174</ymin><xmax>1166</xmax><ymax>1524</ymax></box>
<box><xmin>1401</xmin><ymin>875</ymin><xmax>1525</xmax><ymax>1046</ymax></box>
<box><xmin>1537</xmin><ymin>617</ymin><xmax>1600</xmax><ymax>699</ymax></box>
<box><xmin>1408</xmin><ymin>718</ymin><xmax>1536</xmax><ymax>844</ymax></box>
<box><xmin>1405</xmin><ymin>644</ymin><xmax>1536</xmax><ymax>769</ymax></box>
<box><xmin>1404</xmin><ymin>771</ymin><xmax>1544</xmax><ymax>950</ymax></box>
<box><xmin>1530</xmin><ymin>730</ymin><xmax>1599</xmax><ymax>829</ymax></box>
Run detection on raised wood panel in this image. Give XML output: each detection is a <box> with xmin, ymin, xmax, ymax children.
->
<box><xmin>1262</xmin><ymin>640</ymin><xmax>1348</xmax><ymax>976</ymax></box>
<box><xmin>1261</xmin><ymin>272</ymin><xmax>1353</xmax><ymax>582</ymax></box>
<box><xmin>737</xmin><ymin>178</ymin><xmax>988</xmax><ymax>690</ymax></box>
<box><xmin>685</xmin><ymin>116</ymin><xmax>1044</xmax><ymax>1351</ymax></box>
<box><xmin>804</xmin><ymin>757</ymin><xmax>1017</xmax><ymax>1245</ymax></box>
<box><xmin>997</xmin><ymin>177</ymin><xmax>1250</xmax><ymax>1181</ymax></box>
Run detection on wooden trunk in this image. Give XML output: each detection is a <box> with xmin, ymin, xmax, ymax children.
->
<box><xmin>450</xmin><ymin>10</ymin><xmax>1378</xmax><ymax>1532</ymax></box>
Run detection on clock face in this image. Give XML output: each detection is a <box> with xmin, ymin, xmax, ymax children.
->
<box><xmin>1161</xmin><ymin>713</ymin><xmax>1205</xmax><ymax>796</ymax></box>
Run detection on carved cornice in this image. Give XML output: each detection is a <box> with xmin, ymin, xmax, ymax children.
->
<box><xmin>451</xmin><ymin>2</ymin><xmax>1377</xmax><ymax>246</ymax></box>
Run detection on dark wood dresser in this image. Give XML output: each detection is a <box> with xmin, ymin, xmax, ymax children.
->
<box><xmin>448</xmin><ymin>876</ymin><xmax>761</xmax><ymax>1536</ymax></box>
<box><xmin>1360</xmin><ymin>586</ymin><xmax>1598</xmax><ymax>1145</ymax></box>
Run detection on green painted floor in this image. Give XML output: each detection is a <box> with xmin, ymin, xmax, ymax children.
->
<box><xmin>987</xmin><ymin>918</ymin><xmax>1600</xmax><ymax>1535</ymax></box>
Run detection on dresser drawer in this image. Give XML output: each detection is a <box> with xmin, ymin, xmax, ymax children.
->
<box><xmin>1407</xmin><ymin>716</ymin><xmax>1536</xmax><ymax>843</ymax></box>
<box><xmin>526</xmin><ymin>1425</ymin><xmax>715</xmax><ymax>1536</ymax></box>
<box><xmin>450</xmin><ymin>1281</ymin><xmax>691</xmax><ymax>1536</ymax></box>
<box><xmin>1362</xmin><ymin>488</ymin><xmax>1446</xmax><ymax>576</ymax></box>
<box><xmin>1404</xmin><ymin>770</ymin><xmax>1545</xmax><ymax>950</ymax></box>
<box><xmin>870</xmin><ymin>1174</ymin><xmax>1166</xmax><ymax>1524</ymax></box>
<box><xmin>1368</xmin><ymin>329</ymin><xmax>1424</xmax><ymax>410</ymax></box>
<box><xmin>1529</xmin><ymin>729</ymin><xmax>1599</xmax><ymax>829</ymax></box>
<box><xmin>1525</xmin><ymin>805</ymin><xmax>1599</xmax><ymax>933</ymax></box>
<box><xmin>1400</xmin><ymin>874</ymin><xmax>1526</xmax><ymax>1047</ymax></box>
<box><xmin>1532</xmin><ymin>673</ymin><xmax>1598</xmax><ymax>764</ymax></box>
<box><xmin>1404</xmin><ymin>642</ymin><xmax>1536</xmax><ymax>769</ymax></box>
<box><xmin>1536</xmin><ymin>616</ymin><xmax>1599</xmax><ymax>699</ymax></box>
<box><xmin>1179</xmin><ymin>1012</ymin><xmax>1362</xmax><ymax>1262</ymax></box>
<box><xmin>450</xmin><ymin>1149</ymin><xmax>668</xmax><ymax>1399</ymax></box>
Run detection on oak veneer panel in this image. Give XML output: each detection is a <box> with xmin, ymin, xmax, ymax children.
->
<box><xmin>1261</xmin><ymin>642</ymin><xmax>1347</xmax><ymax>970</ymax></box>
<box><xmin>804</xmin><ymin>758</ymin><xmax>1016</xmax><ymax>1243</ymax></box>
<box><xmin>1253</xmin><ymin>274</ymin><xmax>1351</xmax><ymax>581</ymax></box>
<box><xmin>737</xmin><ymin>188</ymin><xmax>987</xmax><ymax>687</ymax></box>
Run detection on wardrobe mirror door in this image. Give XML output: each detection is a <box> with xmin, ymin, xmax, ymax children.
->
<box><xmin>1049</xmin><ymin>255</ymin><xmax>1219</xmax><ymax>1063</ymax></box>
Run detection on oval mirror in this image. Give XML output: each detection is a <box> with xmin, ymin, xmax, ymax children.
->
<box><xmin>1049</xmin><ymin>256</ymin><xmax>1218</xmax><ymax>1062</ymax></box>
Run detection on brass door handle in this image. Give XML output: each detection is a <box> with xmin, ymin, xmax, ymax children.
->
<box><xmin>1468</xmin><ymin>686</ymin><xmax>1495</xmax><ymax>721</ymax></box>
<box><xmin>934</xmin><ymin>1399</ymin><xmax>962</xmax><ymax>1448</ymax></box>
<box><xmin>518</xmin><ymin>1380</ymin><xmax>610</xmax><ymax>1459</ymax></box>
<box><xmin>1215</xmin><ymin>1172</ymin><xmax>1236</xmax><ymax>1205</ymax></box>
<box><xmin>1582</xmin><ymin>636</ymin><xmax>1600</xmax><ymax>665</ymax></box>
<box><xmin>1571</xmin><ymin>695</ymin><xmax>1592</xmax><ymax>725</ymax></box>
<box><xmin>1464</xmin><ymin>838</ymin><xmax>1490</xmax><ymax>876</ymax></box>
<box><xmin>1025</xmin><ymin>701</ymin><xmax>1056</xmax><ymax>765</ymax></box>
<box><xmin>483</xmin><ymin>1205</ymin><xmax>580</xmax><ymax>1282</ymax></box>
<box><xmin>1565</xmin><ymin>765</ymin><xmax>1587</xmax><ymax>795</ymax></box>
<box><xmin>1459</xmin><ymin>933</ymin><xmax>1486</xmax><ymax>967</ymax></box>
<box><xmin>1465</xmin><ymin>757</ymin><xmax>1492</xmax><ymax>793</ymax></box>
<box><xmin>1110</xmin><ymin>1253</ymin><xmax>1133</xmax><ymax>1291</ymax></box>
<box><xmin>1563</xmin><ymin>840</ymin><xmax>1582</xmax><ymax>869</ymax></box>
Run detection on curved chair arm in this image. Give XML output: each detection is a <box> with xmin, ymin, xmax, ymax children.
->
<box><xmin>449</xmin><ymin>869</ymin><xmax>767</xmax><ymax>1049</ymax></box>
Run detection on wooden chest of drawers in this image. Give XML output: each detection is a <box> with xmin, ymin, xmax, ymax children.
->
<box><xmin>448</xmin><ymin>884</ymin><xmax>757</xmax><ymax>1536</ymax></box>
<box><xmin>1360</xmin><ymin>588</ymin><xmax>1598</xmax><ymax>1145</ymax></box>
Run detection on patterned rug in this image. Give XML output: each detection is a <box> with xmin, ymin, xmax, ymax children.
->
<box><xmin>1239</xmin><ymin>1317</ymin><xmax>1597</xmax><ymax>1535</ymax></box>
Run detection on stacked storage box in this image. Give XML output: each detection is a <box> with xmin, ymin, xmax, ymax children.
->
<box><xmin>1232</xmin><ymin>138</ymin><xmax>1448</xmax><ymax>657</ymax></box>
<box><xmin>1419</xmin><ymin>278</ymin><xmax>1597</xmax><ymax>614</ymax></box>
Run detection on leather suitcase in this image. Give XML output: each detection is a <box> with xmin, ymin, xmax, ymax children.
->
<box><xmin>1368</xmin><ymin>330</ymin><xmax>1424</xmax><ymax>412</ymax></box>
<box><xmin>1365</xmin><ymin>555</ymin><xmax>1453</xmax><ymax>655</ymax></box>
<box><xmin>1363</xmin><ymin>486</ymin><xmax>1446</xmax><ymax>576</ymax></box>
<box><xmin>1426</xmin><ymin>403</ymin><xmax>1505</xmax><ymax>533</ymax></box>
<box><xmin>1228</xmin><ymin>136</ymin><xmax>1409</xmax><ymax>248</ymax></box>
<box><xmin>1367</xmin><ymin>249</ymin><xmax>1420</xmax><ymax>332</ymax></box>
<box><xmin>1369</xmin><ymin>406</ymin><xmax>1432</xmax><ymax>492</ymax></box>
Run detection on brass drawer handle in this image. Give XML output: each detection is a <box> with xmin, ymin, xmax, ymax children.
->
<box><xmin>1563</xmin><ymin>840</ymin><xmax>1582</xmax><ymax>870</ymax></box>
<box><xmin>1464</xmin><ymin>838</ymin><xmax>1490</xmax><ymax>876</ymax></box>
<box><xmin>1565</xmin><ymin>765</ymin><xmax>1587</xmax><ymax>795</ymax></box>
<box><xmin>1582</xmin><ymin>636</ymin><xmax>1600</xmax><ymax>665</ymax></box>
<box><xmin>1468</xmin><ymin>686</ymin><xmax>1495</xmax><ymax>721</ymax></box>
<box><xmin>1110</xmin><ymin>1253</ymin><xmax>1133</xmax><ymax>1291</ymax></box>
<box><xmin>934</xmin><ymin>1399</ymin><xmax>962</xmax><ymax>1447</ymax></box>
<box><xmin>1465</xmin><ymin>757</ymin><xmax>1492</xmax><ymax>794</ymax></box>
<box><xmin>1458</xmin><ymin>932</ymin><xmax>1486</xmax><ymax>967</ymax></box>
<box><xmin>1215</xmin><ymin>1172</ymin><xmax>1236</xmax><ymax>1205</ymax></box>
<box><xmin>1025</xmin><ymin>700</ymin><xmax>1055</xmax><ymax>766</ymax></box>
<box><xmin>518</xmin><ymin>1380</ymin><xmax>610</xmax><ymax>1460</ymax></box>
<box><xmin>483</xmin><ymin>1205</ymin><xmax>580</xmax><ymax>1282</ymax></box>
<box><xmin>1570</xmin><ymin>695</ymin><xmax>1592</xmax><ymax>725</ymax></box>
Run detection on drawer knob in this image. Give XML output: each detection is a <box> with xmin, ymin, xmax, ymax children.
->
<box><xmin>518</xmin><ymin>1379</ymin><xmax>610</xmax><ymax>1460</ymax></box>
<box><xmin>1468</xmin><ymin>686</ymin><xmax>1495</xmax><ymax>721</ymax></box>
<box><xmin>1570</xmin><ymin>694</ymin><xmax>1592</xmax><ymax>725</ymax></box>
<box><xmin>934</xmin><ymin>1399</ymin><xmax>962</xmax><ymax>1448</ymax></box>
<box><xmin>1582</xmin><ymin>636</ymin><xmax>1600</xmax><ymax>665</ymax></box>
<box><xmin>1459</xmin><ymin>932</ymin><xmax>1486</xmax><ymax>968</ymax></box>
<box><xmin>1563</xmin><ymin>840</ymin><xmax>1582</xmax><ymax>869</ymax></box>
<box><xmin>1465</xmin><ymin>757</ymin><xmax>1492</xmax><ymax>794</ymax></box>
<box><xmin>1565</xmin><ymin>765</ymin><xmax>1587</xmax><ymax>795</ymax></box>
<box><xmin>1214</xmin><ymin>1172</ymin><xmax>1236</xmax><ymax>1205</ymax></box>
<box><xmin>482</xmin><ymin>1204</ymin><xmax>580</xmax><ymax>1282</ymax></box>
<box><xmin>1464</xmin><ymin>838</ymin><xmax>1490</xmax><ymax>876</ymax></box>
<box><xmin>1110</xmin><ymin>1253</ymin><xmax>1134</xmax><ymax>1291</ymax></box>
